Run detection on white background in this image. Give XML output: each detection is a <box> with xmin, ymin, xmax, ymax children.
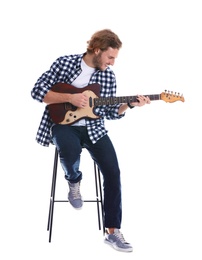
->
<box><xmin>1</xmin><ymin>0</ymin><xmax>202</xmax><ymax>259</ymax></box>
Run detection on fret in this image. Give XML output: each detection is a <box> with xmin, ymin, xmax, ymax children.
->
<box><xmin>149</xmin><ymin>94</ymin><xmax>160</xmax><ymax>101</ymax></box>
<box><xmin>94</xmin><ymin>94</ymin><xmax>160</xmax><ymax>106</ymax></box>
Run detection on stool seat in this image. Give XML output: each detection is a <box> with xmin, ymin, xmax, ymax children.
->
<box><xmin>47</xmin><ymin>147</ymin><xmax>105</xmax><ymax>242</ymax></box>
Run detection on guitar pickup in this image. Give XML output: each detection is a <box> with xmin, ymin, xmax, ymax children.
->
<box><xmin>89</xmin><ymin>97</ymin><xmax>93</xmax><ymax>107</ymax></box>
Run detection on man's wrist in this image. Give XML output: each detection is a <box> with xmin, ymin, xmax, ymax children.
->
<box><xmin>127</xmin><ymin>103</ymin><xmax>135</xmax><ymax>109</ymax></box>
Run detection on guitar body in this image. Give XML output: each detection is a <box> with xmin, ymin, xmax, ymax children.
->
<box><xmin>47</xmin><ymin>83</ymin><xmax>101</xmax><ymax>125</ymax></box>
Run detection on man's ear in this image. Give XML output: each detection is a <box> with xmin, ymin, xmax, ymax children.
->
<box><xmin>94</xmin><ymin>48</ymin><xmax>100</xmax><ymax>55</ymax></box>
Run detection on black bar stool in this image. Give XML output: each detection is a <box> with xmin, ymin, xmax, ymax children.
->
<box><xmin>47</xmin><ymin>147</ymin><xmax>105</xmax><ymax>242</ymax></box>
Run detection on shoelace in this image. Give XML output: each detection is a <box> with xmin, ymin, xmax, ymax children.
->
<box><xmin>71</xmin><ymin>184</ymin><xmax>81</xmax><ymax>199</ymax></box>
<box><xmin>114</xmin><ymin>230</ymin><xmax>128</xmax><ymax>244</ymax></box>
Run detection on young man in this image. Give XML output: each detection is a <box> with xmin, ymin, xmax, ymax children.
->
<box><xmin>31</xmin><ymin>29</ymin><xmax>150</xmax><ymax>252</ymax></box>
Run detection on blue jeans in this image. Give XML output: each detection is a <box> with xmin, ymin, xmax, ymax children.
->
<box><xmin>51</xmin><ymin>125</ymin><xmax>122</xmax><ymax>229</ymax></box>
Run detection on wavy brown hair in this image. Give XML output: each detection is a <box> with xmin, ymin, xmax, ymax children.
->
<box><xmin>86</xmin><ymin>29</ymin><xmax>122</xmax><ymax>54</ymax></box>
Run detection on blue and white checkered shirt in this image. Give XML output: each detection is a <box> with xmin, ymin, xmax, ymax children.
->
<box><xmin>31</xmin><ymin>53</ymin><xmax>125</xmax><ymax>146</ymax></box>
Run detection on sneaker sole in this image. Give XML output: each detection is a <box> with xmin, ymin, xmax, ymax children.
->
<box><xmin>68</xmin><ymin>201</ymin><xmax>83</xmax><ymax>210</ymax></box>
<box><xmin>104</xmin><ymin>239</ymin><xmax>133</xmax><ymax>253</ymax></box>
<box><xmin>68</xmin><ymin>196</ymin><xmax>84</xmax><ymax>209</ymax></box>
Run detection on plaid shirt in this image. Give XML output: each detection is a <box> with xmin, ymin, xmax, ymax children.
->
<box><xmin>31</xmin><ymin>53</ymin><xmax>125</xmax><ymax>146</ymax></box>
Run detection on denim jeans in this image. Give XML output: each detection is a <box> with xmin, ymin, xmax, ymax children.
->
<box><xmin>51</xmin><ymin>124</ymin><xmax>122</xmax><ymax>229</ymax></box>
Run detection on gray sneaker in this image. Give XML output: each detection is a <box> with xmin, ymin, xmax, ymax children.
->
<box><xmin>68</xmin><ymin>181</ymin><xmax>83</xmax><ymax>209</ymax></box>
<box><xmin>104</xmin><ymin>229</ymin><xmax>133</xmax><ymax>252</ymax></box>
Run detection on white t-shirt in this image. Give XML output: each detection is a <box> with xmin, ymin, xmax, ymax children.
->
<box><xmin>71</xmin><ymin>59</ymin><xmax>95</xmax><ymax>126</ymax></box>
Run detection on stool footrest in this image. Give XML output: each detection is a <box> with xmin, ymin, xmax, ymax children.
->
<box><xmin>53</xmin><ymin>200</ymin><xmax>102</xmax><ymax>202</ymax></box>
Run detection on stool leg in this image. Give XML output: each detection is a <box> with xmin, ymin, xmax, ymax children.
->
<box><xmin>47</xmin><ymin>148</ymin><xmax>58</xmax><ymax>242</ymax></box>
<box><xmin>94</xmin><ymin>162</ymin><xmax>101</xmax><ymax>230</ymax></box>
<box><xmin>94</xmin><ymin>162</ymin><xmax>105</xmax><ymax>234</ymax></box>
<box><xmin>97</xmin><ymin>165</ymin><xmax>105</xmax><ymax>235</ymax></box>
<box><xmin>97</xmin><ymin>166</ymin><xmax>105</xmax><ymax>234</ymax></box>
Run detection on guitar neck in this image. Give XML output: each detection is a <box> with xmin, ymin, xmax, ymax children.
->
<box><xmin>94</xmin><ymin>94</ymin><xmax>160</xmax><ymax>106</ymax></box>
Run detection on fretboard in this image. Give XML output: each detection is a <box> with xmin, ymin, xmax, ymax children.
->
<box><xmin>93</xmin><ymin>94</ymin><xmax>160</xmax><ymax>106</ymax></box>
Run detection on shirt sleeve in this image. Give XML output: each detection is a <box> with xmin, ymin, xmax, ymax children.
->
<box><xmin>95</xmin><ymin>104</ymin><xmax>125</xmax><ymax>120</ymax></box>
<box><xmin>31</xmin><ymin>58</ymin><xmax>62</xmax><ymax>102</ymax></box>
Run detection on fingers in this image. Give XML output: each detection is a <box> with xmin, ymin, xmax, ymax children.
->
<box><xmin>144</xmin><ymin>96</ymin><xmax>151</xmax><ymax>104</ymax></box>
<box><xmin>72</xmin><ymin>93</ymin><xmax>88</xmax><ymax>108</ymax></box>
<box><xmin>81</xmin><ymin>94</ymin><xmax>88</xmax><ymax>108</ymax></box>
<box><xmin>136</xmin><ymin>95</ymin><xmax>151</xmax><ymax>106</ymax></box>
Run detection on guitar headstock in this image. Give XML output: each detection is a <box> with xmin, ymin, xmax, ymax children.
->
<box><xmin>160</xmin><ymin>90</ymin><xmax>185</xmax><ymax>103</ymax></box>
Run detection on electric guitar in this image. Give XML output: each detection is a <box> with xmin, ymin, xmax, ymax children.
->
<box><xmin>47</xmin><ymin>82</ymin><xmax>185</xmax><ymax>125</ymax></box>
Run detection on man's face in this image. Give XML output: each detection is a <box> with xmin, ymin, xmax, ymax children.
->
<box><xmin>92</xmin><ymin>47</ymin><xmax>119</xmax><ymax>71</ymax></box>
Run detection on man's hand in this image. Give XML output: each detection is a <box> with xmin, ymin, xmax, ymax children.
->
<box><xmin>131</xmin><ymin>95</ymin><xmax>151</xmax><ymax>107</ymax></box>
<box><xmin>70</xmin><ymin>93</ymin><xmax>88</xmax><ymax>108</ymax></box>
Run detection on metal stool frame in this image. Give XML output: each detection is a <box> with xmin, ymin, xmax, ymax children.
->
<box><xmin>47</xmin><ymin>147</ymin><xmax>105</xmax><ymax>242</ymax></box>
